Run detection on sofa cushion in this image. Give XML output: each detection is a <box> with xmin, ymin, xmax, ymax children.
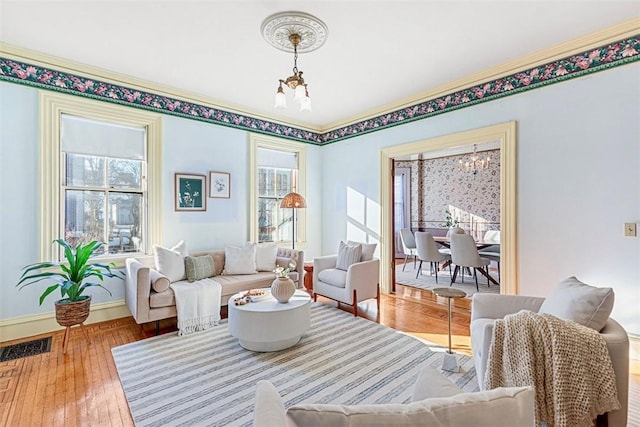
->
<box><xmin>224</xmin><ymin>243</ymin><xmax>258</xmax><ymax>275</ymax></box>
<box><xmin>149</xmin><ymin>269</ymin><xmax>170</xmax><ymax>293</ymax></box>
<box><xmin>184</xmin><ymin>255</ymin><xmax>215</xmax><ymax>282</ymax></box>
<box><xmin>285</xmin><ymin>386</ymin><xmax>534</xmax><ymax>426</ymax></box>
<box><xmin>153</xmin><ymin>240</ymin><xmax>189</xmax><ymax>283</ymax></box>
<box><xmin>317</xmin><ymin>268</ymin><xmax>347</xmax><ymax>288</ymax></box>
<box><xmin>256</xmin><ymin>243</ymin><xmax>278</xmax><ymax>272</ymax></box>
<box><xmin>347</xmin><ymin>240</ymin><xmax>377</xmax><ymax>262</ymax></box>
<box><xmin>538</xmin><ymin>276</ymin><xmax>614</xmax><ymax>331</ymax></box>
<box><xmin>336</xmin><ymin>241</ymin><xmax>362</xmax><ymax>271</ymax></box>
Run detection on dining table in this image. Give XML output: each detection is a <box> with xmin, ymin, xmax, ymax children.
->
<box><xmin>433</xmin><ymin>236</ymin><xmax>500</xmax><ymax>286</ymax></box>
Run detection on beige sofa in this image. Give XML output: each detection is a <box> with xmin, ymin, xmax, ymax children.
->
<box><xmin>253</xmin><ymin>365</ymin><xmax>534</xmax><ymax>426</ymax></box>
<box><xmin>125</xmin><ymin>247</ymin><xmax>304</xmax><ymax>331</ymax></box>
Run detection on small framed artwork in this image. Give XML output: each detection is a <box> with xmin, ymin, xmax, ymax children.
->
<box><xmin>209</xmin><ymin>171</ymin><xmax>231</xmax><ymax>199</ymax></box>
<box><xmin>175</xmin><ymin>173</ymin><xmax>206</xmax><ymax>211</ymax></box>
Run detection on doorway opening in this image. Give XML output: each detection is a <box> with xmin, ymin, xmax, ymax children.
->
<box><xmin>380</xmin><ymin>121</ymin><xmax>517</xmax><ymax>295</ymax></box>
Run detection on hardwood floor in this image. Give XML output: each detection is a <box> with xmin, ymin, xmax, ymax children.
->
<box><xmin>0</xmin><ymin>285</ymin><xmax>636</xmax><ymax>426</ymax></box>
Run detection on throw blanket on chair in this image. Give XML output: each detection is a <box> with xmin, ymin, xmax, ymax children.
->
<box><xmin>484</xmin><ymin>310</ymin><xmax>620</xmax><ymax>427</ymax></box>
<box><xmin>170</xmin><ymin>278</ymin><xmax>222</xmax><ymax>336</ymax></box>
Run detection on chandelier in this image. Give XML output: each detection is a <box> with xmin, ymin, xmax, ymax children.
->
<box><xmin>261</xmin><ymin>12</ymin><xmax>328</xmax><ymax>112</ymax></box>
<box><xmin>459</xmin><ymin>144</ymin><xmax>491</xmax><ymax>175</ymax></box>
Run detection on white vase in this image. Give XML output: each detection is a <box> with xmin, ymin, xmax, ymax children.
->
<box><xmin>271</xmin><ymin>276</ymin><xmax>295</xmax><ymax>303</ymax></box>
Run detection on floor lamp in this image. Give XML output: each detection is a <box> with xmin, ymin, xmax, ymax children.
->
<box><xmin>280</xmin><ymin>192</ymin><xmax>307</xmax><ymax>249</ymax></box>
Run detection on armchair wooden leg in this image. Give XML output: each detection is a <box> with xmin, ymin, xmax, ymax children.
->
<box><xmin>313</xmin><ymin>292</ymin><xmax>317</xmax><ymax>302</ymax></box>
<box><xmin>376</xmin><ymin>285</ymin><xmax>380</xmax><ymax>312</ymax></box>
<box><xmin>352</xmin><ymin>289</ymin><xmax>358</xmax><ymax>317</ymax></box>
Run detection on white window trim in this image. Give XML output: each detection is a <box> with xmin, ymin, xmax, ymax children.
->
<box><xmin>249</xmin><ymin>133</ymin><xmax>307</xmax><ymax>248</ymax></box>
<box><xmin>40</xmin><ymin>92</ymin><xmax>162</xmax><ymax>264</ymax></box>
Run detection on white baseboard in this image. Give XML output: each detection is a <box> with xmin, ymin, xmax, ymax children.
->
<box><xmin>0</xmin><ymin>299</ymin><xmax>131</xmax><ymax>343</ymax></box>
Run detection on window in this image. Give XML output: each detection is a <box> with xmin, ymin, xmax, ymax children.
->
<box><xmin>249</xmin><ymin>134</ymin><xmax>306</xmax><ymax>247</ymax></box>
<box><xmin>40</xmin><ymin>93</ymin><xmax>161</xmax><ymax>263</ymax></box>
<box><xmin>61</xmin><ymin>115</ymin><xmax>146</xmax><ymax>255</ymax></box>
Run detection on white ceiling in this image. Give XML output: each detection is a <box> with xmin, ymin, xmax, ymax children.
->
<box><xmin>1</xmin><ymin>1</ymin><xmax>638</xmax><ymax>130</ymax></box>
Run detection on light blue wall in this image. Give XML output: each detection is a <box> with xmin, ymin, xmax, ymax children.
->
<box><xmin>1</xmin><ymin>63</ymin><xmax>638</xmax><ymax>335</ymax></box>
<box><xmin>0</xmin><ymin>82</ymin><xmax>323</xmax><ymax>322</ymax></box>
<box><xmin>320</xmin><ymin>63</ymin><xmax>640</xmax><ymax>335</ymax></box>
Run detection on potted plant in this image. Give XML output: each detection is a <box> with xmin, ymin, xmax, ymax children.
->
<box><xmin>17</xmin><ymin>239</ymin><xmax>122</xmax><ymax>328</ymax></box>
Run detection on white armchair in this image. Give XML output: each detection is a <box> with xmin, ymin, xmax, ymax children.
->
<box><xmin>471</xmin><ymin>288</ymin><xmax>629</xmax><ymax>427</ymax></box>
<box><xmin>313</xmin><ymin>242</ymin><xmax>380</xmax><ymax>317</ymax></box>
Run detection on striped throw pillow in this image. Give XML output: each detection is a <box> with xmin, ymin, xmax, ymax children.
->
<box><xmin>336</xmin><ymin>241</ymin><xmax>363</xmax><ymax>271</ymax></box>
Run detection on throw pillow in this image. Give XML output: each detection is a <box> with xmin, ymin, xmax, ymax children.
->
<box><xmin>256</xmin><ymin>243</ymin><xmax>278</xmax><ymax>272</ymax></box>
<box><xmin>223</xmin><ymin>243</ymin><xmax>258</xmax><ymax>275</ymax></box>
<box><xmin>184</xmin><ymin>255</ymin><xmax>215</xmax><ymax>282</ymax></box>
<box><xmin>153</xmin><ymin>240</ymin><xmax>189</xmax><ymax>283</ymax></box>
<box><xmin>347</xmin><ymin>240</ymin><xmax>377</xmax><ymax>261</ymax></box>
<box><xmin>538</xmin><ymin>276</ymin><xmax>614</xmax><ymax>331</ymax></box>
<box><xmin>336</xmin><ymin>241</ymin><xmax>362</xmax><ymax>271</ymax></box>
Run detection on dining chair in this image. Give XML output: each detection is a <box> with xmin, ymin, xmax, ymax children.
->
<box><xmin>440</xmin><ymin>226</ymin><xmax>465</xmax><ymax>255</ymax></box>
<box><xmin>478</xmin><ymin>230</ymin><xmax>500</xmax><ymax>281</ymax></box>
<box><xmin>414</xmin><ymin>232</ymin><xmax>451</xmax><ymax>283</ymax></box>
<box><xmin>450</xmin><ymin>233</ymin><xmax>492</xmax><ymax>291</ymax></box>
<box><xmin>399</xmin><ymin>228</ymin><xmax>417</xmax><ymax>271</ymax></box>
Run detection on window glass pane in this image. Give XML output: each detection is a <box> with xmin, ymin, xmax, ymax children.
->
<box><xmin>64</xmin><ymin>190</ymin><xmax>106</xmax><ymax>254</ymax></box>
<box><xmin>279</xmin><ymin>207</ymin><xmax>292</xmax><ymax>242</ymax></box>
<box><xmin>276</xmin><ymin>170</ymin><xmax>292</xmax><ymax>197</ymax></box>
<box><xmin>109</xmin><ymin>158</ymin><xmax>142</xmax><ymax>190</ymax></box>
<box><xmin>108</xmin><ymin>192</ymin><xmax>142</xmax><ymax>253</ymax></box>
<box><xmin>258</xmin><ymin>168</ymin><xmax>276</xmax><ymax>197</ymax></box>
<box><xmin>258</xmin><ymin>198</ymin><xmax>278</xmax><ymax>242</ymax></box>
<box><xmin>65</xmin><ymin>153</ymin><xmax>105</xmax><ymax>187</ymax></box>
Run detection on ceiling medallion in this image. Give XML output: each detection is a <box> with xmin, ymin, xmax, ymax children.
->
<box><xmin>262</xmin><ymin>12</ymin><xmax>328</xmax><ymax>112</ymax></box>
<box><xmin>261</xmin><ymin>11</ymin><xmax>328</xmax><ymax>53</ymax></box>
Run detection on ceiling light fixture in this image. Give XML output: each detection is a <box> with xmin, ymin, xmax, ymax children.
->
<box><xmin>459</xmin><ymin>144</ymin><xmax>491</xmax><ymax>175</ymax></box>
<box><xmin>261</xmin><ymin>12</ymin><xmax>328</xmax><ymax>113</ymax></box>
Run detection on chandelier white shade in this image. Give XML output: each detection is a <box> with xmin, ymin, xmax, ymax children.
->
<box><xmin>459</xmin><ymin>144</ymin><xmax>491</xmax><ymax>175</ymax></box>
<box><xmin>261</xmin><ymin>12</ymin><xmax>328</xmax><ymax>113</ymax></box>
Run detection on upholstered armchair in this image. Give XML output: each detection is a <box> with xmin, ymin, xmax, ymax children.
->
<box><xmin>470</xmin><ymin>278</ymin><xmax>629</xmax><ymax>427</ymax></box>
<box><xmin>313</xmin><ymin>241</ymin><xmax>380</xmax><ymax>316</ymax></box>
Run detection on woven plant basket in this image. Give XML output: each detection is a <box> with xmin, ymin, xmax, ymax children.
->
<box><xmin>55</xmin><ymin>296</ymin><xmax>91</xmax><ymax>326</ymax></box>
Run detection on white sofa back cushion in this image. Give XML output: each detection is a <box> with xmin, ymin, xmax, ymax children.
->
<box><xmin>286</xmin><ymin>386</ymin><xmax>534</xmax><ymax>427</ymax></box>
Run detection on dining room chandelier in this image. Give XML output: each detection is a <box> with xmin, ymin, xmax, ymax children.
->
<box><xmin>261</xmin><ymin>12</ymin><xmax>328</xmax><ymax>112</ymax></box>
<box><xmin>459</xmin><ymin>144</ymin><xmax>491</xmax><ymax>175</ymax></box>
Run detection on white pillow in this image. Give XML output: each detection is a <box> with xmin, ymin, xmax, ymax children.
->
<box><xmin>224</xmin><ymin>243</ymin><xmax>258</xmax><ymax>275</ymax></box>
<box><xmin>256</xmin><ymin>243</ymin><xmax>278</xmax><ymax>272</ymax></box>
<box><xmin>336</xmin><ymin>241</ymin><xmax>362</xmax><ymax>271</ymax></box>
<box><xmin>538</xmin><ymin>276</ymin><xmax>614</xmax><ymax>331</ymax></box>
<box><xmin>347</xmin><ymin>240</ymin><xmax>377</xmax><ymax>261</ymax></box>
<box><xmin>286</xmin><ymin>386</ymin><xmax>534</xmax><ymax>426</ymax></box>
<box><xmin>153</xmin><ymin>240</ymin><xmax>188</xmax><ymax>283</ymax></box>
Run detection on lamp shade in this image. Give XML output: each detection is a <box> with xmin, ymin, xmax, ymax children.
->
<box><xmin>280</xmin><ymin>192</ymin><xmax>307</xmax><ymax>209</ymax></box>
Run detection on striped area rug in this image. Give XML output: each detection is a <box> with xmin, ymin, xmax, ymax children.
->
<box><xmin>112</xmin><ymin>303</ymin><xmax>479</xmax><ymax>427</ymax></box>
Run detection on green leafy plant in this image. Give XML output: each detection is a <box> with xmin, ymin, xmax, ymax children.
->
<box><xmin>17</xmin><ymin>239</ymin><xmax>122</xmax><ymax>305</ymax></box>
<box><xmin>444</xmin><ymin>210</ymin><xmax>459</xmax><ymax>228</ymax></box>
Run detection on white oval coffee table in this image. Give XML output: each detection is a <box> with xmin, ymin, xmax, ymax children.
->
<box><xmin>228</xmin><ymin>289</ymin><xmax>311</xmax><ymax>352</ymax></box>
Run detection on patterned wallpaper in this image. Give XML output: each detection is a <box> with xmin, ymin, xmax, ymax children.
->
<box><xmin>396</xmin><ymin>149</ymin><xmax>500</xmax><ymax>239</ymax></box>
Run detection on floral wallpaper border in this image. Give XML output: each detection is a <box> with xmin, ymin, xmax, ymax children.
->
<box><xmin>1</xmin><ymin>35</ymin><xmax>637</xmax><ymax>145</ymax></box>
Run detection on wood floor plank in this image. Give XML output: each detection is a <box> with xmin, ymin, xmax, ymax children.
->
<box><xmin>0</xmin><ymin>287</ymin><xmax>636</xmax><ymax>426</ymax></box>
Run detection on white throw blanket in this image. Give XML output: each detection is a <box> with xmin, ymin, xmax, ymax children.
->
<box><xmin>170</xmin><ymin>278</ymin><xmax>221</xmax><ymax>336</ymax></box>
<box><xmin>484</xmin><ymin>310</ymin><xmax>620</xmax><ymax>427</ymax></box>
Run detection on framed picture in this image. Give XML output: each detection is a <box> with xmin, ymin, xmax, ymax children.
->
<box><xmin>209</xmin><ymin>171</ymin><xmax>231</xmax><ymax>199</ymax></box>
<box><xmin>175</xmin><ymin>173</ymin><xmax>206</xmax><ymax>211</ymax></box>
